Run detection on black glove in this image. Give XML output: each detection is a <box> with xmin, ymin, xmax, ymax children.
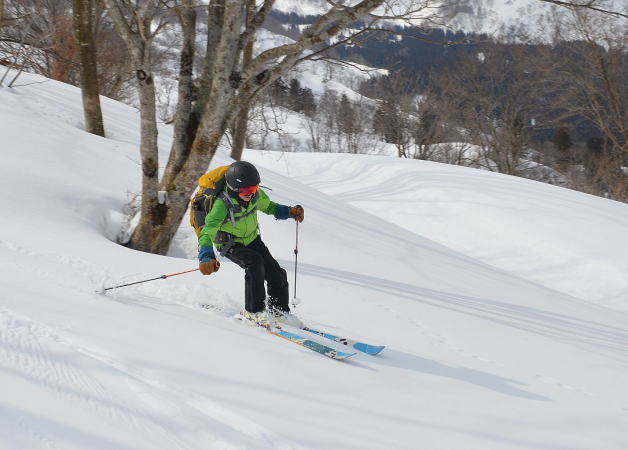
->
<box><xmin>289</xmin><ymin>205</ymin><xmax>304</xmax><ymax>223</ymax></box>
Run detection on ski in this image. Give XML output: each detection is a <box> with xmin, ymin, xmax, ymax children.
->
<box><xmin>236</xmin><ymin>313</ymin><xmax>356</xmax><ymax>360</ymax></box>
<box><xmin>301</xmin><ymin>326</ymin><xmax>385</xmax><ymax>356</ymax></box>
<box><xmin>268</xmin><ymin>326</ymin><xmax>357</xmax><ymax>361</ymax></box>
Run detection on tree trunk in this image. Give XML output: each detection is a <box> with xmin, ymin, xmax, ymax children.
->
<box><xmin>230</xmin><ymin>0</ymin><xmax>255</xmax><ymax>161</ymax></box>
<box><xmin>131</xmin><ymin>130</ymin><xmax>223</xmax><ymax>255</ymax></box>
<box><xmin>230</xmin><ymin>95</ymin><xmax>250</xmax><ymax>161</ymax></box>
<box><xmin>114</xmin><ymin>0</ymin><xmax>243</xmax><ymax>255</ymax></box>
<box><xmin>130</xmin><ymin>67</ymin><xmax>162</xmax><ymax>253</ymax></box>
<box><xmin>72</xmin><ymin>0</ymin><xmax>105</xmax><ymax>136</ymax></box>
<box><xmin>161</xmin><ymin>1</ymin><xmax>197</xmax><ymax>188</ymax></box>
<box><xmin>102</xmin><ymin>0</ymin><xmax>163</xmax><ymax>253</ymax></box>
<box><xmin>128</xmin><ymin>0</ymin><xmax>240</xmax><ymax>255</ymax></box>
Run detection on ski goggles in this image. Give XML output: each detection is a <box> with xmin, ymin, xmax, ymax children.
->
<box><xmin>238</xmin><ymin>185</ymin><xmax>259</xmax><ymax>196</ymax></box>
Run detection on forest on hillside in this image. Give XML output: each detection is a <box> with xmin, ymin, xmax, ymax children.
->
<box><xmin>1</xmin><ymin>0</ymin><xmax>626</xmax><ymax>224</ymax></box>
<box><xmin>269</xmin><ymin>8</ymin><xmax>628</xmax><ymax>201</ymax></box>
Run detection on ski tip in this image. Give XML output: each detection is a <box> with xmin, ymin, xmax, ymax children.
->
<box><xmin>353</xmin><ymin>343</ymin><xmax>386</xmax><ymax>356</ymax></box>
<box><xmin>335</xmin><ymin>351</ymin><xmax>358</xmax><ymax>360</ymax></box>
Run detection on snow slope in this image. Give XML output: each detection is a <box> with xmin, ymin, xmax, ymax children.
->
<box><xmin>247</xmin><ymin>151</ymin><xmax>628</xmax><ymax>310</ymax></box>
<box><xmin>1</xmin><ymin>72</ymin><xmax>628</xmax><ymax>450</ymax></box>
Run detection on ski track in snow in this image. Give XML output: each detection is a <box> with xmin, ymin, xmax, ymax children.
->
<box><xmin>0</xmin><ymin>308</ymin><xmax>299</xmax><ymax>450</ymax></box>
<box><xmin>0</xmin><ymin>240</ymin><xmax>107</xmax><ymax>296</ymax></box>
<box><xmin>0</xmin><ymin>309</ymin><xmax>190</xmax><ymax>449</ymax></box>
<box><xmin>62</xmin><ymin>341</ymin><xmax>291</xmax><ymax>449</ymax></box>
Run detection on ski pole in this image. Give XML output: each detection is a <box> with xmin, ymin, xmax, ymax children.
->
<box><xmin>293</xmin><ymin>221</ymin><xmax>299</xmax><ymax>301</ymax></box>
<box><xmin>99</xmin><ymin>268</ymin><xmax>199</xmax><ymax>293</ymax></box>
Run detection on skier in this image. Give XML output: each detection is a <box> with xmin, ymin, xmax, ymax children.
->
<box><xmin>197</xmin><ymin>161</ymin><xmax>304</xmax><ymax>327</ymax></box>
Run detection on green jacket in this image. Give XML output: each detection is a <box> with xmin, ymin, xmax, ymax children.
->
<box><xmin>198</xmin><ymin>188</ymin><xmax>289</xmax><ymax>258</ymax></box>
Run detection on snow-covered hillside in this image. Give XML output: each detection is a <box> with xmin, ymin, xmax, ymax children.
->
<box><xmin>272</xmin><ymin>0</ymin><xmax>546</xmax><ymax>35</ymax></box>
<box><xmin>1</xmin><ymin>72</ymin><xmax>628</xmax><ymax>450</ymax></box>
<box><xmin>272</xmin><ymin>0</ymin><xmax>626</xmax><ymax>37</ymax></box>
<box><xmin>246</xmin><ymin>151</ymin><xmax>628</xmax><ymax>310</ymax></box>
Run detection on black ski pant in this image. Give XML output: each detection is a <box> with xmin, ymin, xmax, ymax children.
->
<box><xmin>225</xmin><ymin>236</ymin><xmax>289</xmax><ymax>314</ymax></box>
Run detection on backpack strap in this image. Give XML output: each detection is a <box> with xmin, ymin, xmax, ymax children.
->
<box><xmin>219</xmin><ymin>190</ymin><xmax>262</xmax><ymax>225</ymax></box>
<box><xmin>219</xmin><ymin>191</ymin><xmax>241</xmax><ymax>225</ymax></box>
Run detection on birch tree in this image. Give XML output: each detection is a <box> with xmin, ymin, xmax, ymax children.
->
<box><xmin>105</xmin><ymin>0</ymin><xmax>442</xmax><ymax>254</ymax></box>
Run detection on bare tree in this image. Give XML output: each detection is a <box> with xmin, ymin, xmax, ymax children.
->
<box><xmin>105</xmin><ymin>0</ymin><xmax>443</xmax><ymax>254</ymax></box>
<box><xmin>0</xmin><ymin>0</ymin><xmax>73</xmax><ymax>82</ymax></box>
<box><xmin>547</xmin><ymin>8</ymin><xmax>627</xmax><ymax>156</ymax></box>
<box><xmin>0</xmin><ymin>0</ymin><xmax>133</xmax><ymax>99</ymax></box>
<box><xmin>92</xmin><ymin>15</ymin><xmax>133</xmax><ymax>100</ymax></box>
<box><xmin>72</xmin><ymin>0</ymin><xmax>104</xmax><ymax>136</ymax></box>
<box><xmin>564</xmin><ymin>144</ymin><xmax>628</xmax><ymax>201</ymax></box>
<box><xmin>538</xmin><ymin>7</ymin><xmax>628</xmax><ymax>199</ymax></box>
<box><xmin>428</xmin><ymin>45</ymin><xmax>544</xmax><ymax>175</ymax></box>
<box><xmin>305</xmin><ymin>87</ymin><xmax>338</xmax><ymax>152</ymax></box>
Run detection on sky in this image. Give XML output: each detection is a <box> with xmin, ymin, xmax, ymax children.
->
<box><xmin>1</xmin><ymin>71</ymin><xmax>628</xmax><ymax>449</ymax></box>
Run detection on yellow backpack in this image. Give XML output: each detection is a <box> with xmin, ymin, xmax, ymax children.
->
<box><xmin>190</xmin><ymin>165</ymin><xmax>230</xmax><ymax>236</ymax></box>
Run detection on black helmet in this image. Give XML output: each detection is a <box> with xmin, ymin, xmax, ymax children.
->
<box><xmin>225</xmin><ymin>161</ymin><xmax>260</xmax><ymax>191</ymax></box>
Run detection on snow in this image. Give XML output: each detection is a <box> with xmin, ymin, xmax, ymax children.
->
<box><xmin>255</xmin><ymin>28</ymin><xmax>388</xmax><ymax>99</ymax></box>
<box><xmin>272</xmin><ymin>0</ymin><xmax>329</xmax><ymax>16</ymax></box>
<box><xmin>248</xmin><ymin>151</ymin><xmax>628</xmax><ymax>309</ymax></box>
<box><xmin>448</xmin><ymin>0</ymin><xmax>627</xmax><ymax>38</ymax></box>
<box><xmin>1</xmin><ymin>71</ymin><xmax>628</xmax><ymax>449</ymax></box>
<box><xmin>272</xmin><ymin>0</ymin><xmax>627</xmax><ymax>38</ymax></box>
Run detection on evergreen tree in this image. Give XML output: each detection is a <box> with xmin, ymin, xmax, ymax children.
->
<box><xmin>270</xmin><ymin>77</ymin><xmax>288</xmax><ymax>103</ymax></box>
<box><xmin>587</xmin><ymin>136</ymin><xmax>605</xmax><ymax>155</ymax></box>
<box><xmin>412</xmin><ymin>110</ymin><xmax>442</xmax><ymax>159</ymax></box>
<box><xmin>283</xmin><ymin>78</ymin><xmax>316</xmax><ymax>116</ymax></box>
<box><xmin>372</xmin><ymin>100</ymin><xmax>387</xmax><ymax>136</ymax></box>
<box><xmin>299</xmin><ymin>87</ymin><xmax>316</xmax><ymax>117</ymax></box>
<box><xmin>553</xmin><ymin>127</ymin><xmax>573</xmax><ymax>162</ymax></box>
<box><xmin>288</xmin><ymin>78</ymin><xmax>301</xmax><ymax>111</ymax></box>
<box><xmin>372</xmin><ymin>97</ymin><xmax>403</xmax><ymax>144</ymax></box>
<box><xmin>553</xmin><ymin>127</ymin><xmax>573</xmax><ymax>152</ymax></box>
<box><xmin>337</xmin><ymin>94</ymin><xmax>356</xmax><ymax>135</ymax></box>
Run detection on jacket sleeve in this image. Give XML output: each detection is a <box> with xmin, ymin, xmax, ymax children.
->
<box><xmin>198</xmin><ymin>198</ymin><xmax>228</xmax><ymax>249</ymax></box>
<box><xmin>198</xmin><ymin>245</ymin><xmax>215</xmax><ymax>262</ymax></box>
<box><xmin>257</xmin><ymin>189</ymin><xmax>290</xmax><ymax>220</ymax></box>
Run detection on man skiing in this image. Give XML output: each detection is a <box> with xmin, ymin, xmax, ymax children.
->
<box><xmin>197</xmin><ymin>161</ymin><xmax>304</xmax><ymax>327</ymax></box>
